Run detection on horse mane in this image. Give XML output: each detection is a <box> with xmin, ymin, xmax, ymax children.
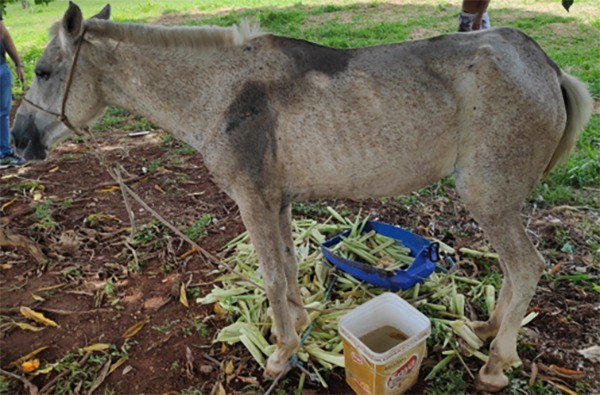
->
<box><xmin>51</xmin><ymin>19</ymin><xmax>265</xmax><ymax>48</ymax></box>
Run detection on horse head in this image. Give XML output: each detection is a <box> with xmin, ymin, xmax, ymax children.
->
<box><xmin>11</xmin><ymin>2</ymin><xmax>111</xmax><ymax>160</ymax></box>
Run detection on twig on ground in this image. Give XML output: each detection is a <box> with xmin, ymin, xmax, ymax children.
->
<box><xmin>111</xmin><ymin>167</ymin><xmax>136</xmax><ymax>238</ymax></box>
<box><xmin>264</xmin><ymin>366</ymin><xmax>292</xmax><ymax>395</ymax></box>
<box><xmin>40</xmin><ymin>351</ymin><xmax>91</xmax><ymax>394</ymax></box>
<box><xmin>0</xmin><ymin>368</ymin><xmax>39</xmax><ymax>395</ymax></box>
<box><xmin>0</xmin><ymin>306</ymin><xmax>111</xmax><ymax>315</ymax></box>
<box><xmin>202</xmin><ymin>354</ymin><xmax>222</xmax><ymax>366</ymax></box>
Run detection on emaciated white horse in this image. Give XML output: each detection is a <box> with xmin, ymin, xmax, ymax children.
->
<box><xmin>11</xmin><ymin>3</ymin><xmax>592</xmax><ymax>391</ymax></box>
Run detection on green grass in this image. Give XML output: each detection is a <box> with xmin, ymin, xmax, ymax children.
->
<box><xmin>183</xmin><ymin>214</ymin><xmax>213</xmax><ymax>241</ymax></box>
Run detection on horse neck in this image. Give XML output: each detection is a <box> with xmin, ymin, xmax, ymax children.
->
<box><xmin>98</xmin><ymin>40</ymin><xmax>238</xmax><ymax>149</ymax></box>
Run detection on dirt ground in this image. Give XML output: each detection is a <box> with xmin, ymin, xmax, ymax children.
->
<box><xmin>1</xmin><ymin>105</ymin><xmax>598</xmax><ymax>395</ymax></box>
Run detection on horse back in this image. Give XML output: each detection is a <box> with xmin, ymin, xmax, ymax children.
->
<box><xmin>214</xmin><ymin>29</ymin><xmax>566</xmax><ymax>203</ymax></box>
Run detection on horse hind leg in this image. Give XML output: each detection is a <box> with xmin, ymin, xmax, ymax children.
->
<box><xmin>456</xmin><ymin>161</ymin><xmax>547</xmax><ymax>391</ymax></box>
<box><xmin>473</xmin><ymin>215</ymin><xmax>544</xmax><ymax>392</ymax></box>
<box><xmin>469</xmin><ymin>259</ymin><xmax>512</xmax><ymax>340</ymax></box>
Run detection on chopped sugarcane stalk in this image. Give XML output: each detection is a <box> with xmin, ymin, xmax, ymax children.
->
<box><xmin>425</xmin><ymin>353</ymin><xmax>456</xmax><ymax>380</ymax></box>
<box><xmin>459</xmin><ymin>247</ymin><xmax>499</xmax><ymax>260</ymax></box>
<box><xmin>485</xmin><ymin>285</ymin><xmax>496</xmax><ymax>314</ymax></box>
<box><xmin>202</xmin><ymin>215</ymin><xmax>495</xmax><ymax>386</ymax></box>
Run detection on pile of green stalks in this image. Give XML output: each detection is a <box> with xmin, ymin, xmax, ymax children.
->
<box><xmin>197</xmin><ymin>208</ymin><xmax>537</xmax><ymax>388</ymax></box>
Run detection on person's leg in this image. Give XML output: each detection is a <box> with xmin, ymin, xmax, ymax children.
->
<box><xmin>0</xmin><ymin>62</ymin><xmax>13</xmax><ymax>158</ymax></box>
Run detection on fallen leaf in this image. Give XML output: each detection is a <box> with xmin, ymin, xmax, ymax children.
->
<box><xmin>1</xmin><ymin>198</ymin><xmax>16</xmax><ymax>212</ymax></box>
<box><xmin>96</xmin><ymin>185</ymin><xmax>119</xmax><ymax>193</ymax></box>
<box><xmin>179</xmin><ymin>282</ymin><xmax>189</xmax><ymax>308</ymax></box>
<box><xmin>20</xmin><ymin>307</ymin><xmax>58</xmax><ymax>327</ymax></box>
<box><xmin>1</xmin><ymin>263</ymin><xmax>12</xmax><ymax>270</ymax></box>
<box><xmin>214</xmin><ymin>303</ymin><xmax>228</xmax><ymax>319</ymax></box>
<box><xmin>549</xmin><ymin>263</ymin><xmax>562</xmax><ymax>275</ymax></box>
<box><xmin>224</xmin><ymin>359</ymin><xmax>234</xmax><ymax>375</ymax></box>
<box><xmin>7</xmin><ymin>346</ymin><xmax>49</xmax><ymax>368</ymax></box>
<box><xmin>529</xmin><ymin>362</ymin><xmax>538</xmax><ymax>387</ymax></box>
<box><xmin>36</xmin><ymin>283</ymin><xmax>66</xmax><ymax>292</ymax></box>
<box><xmin>48</xmin><ymin>166</ymin><xmax>60</xmax><ymax>173</ymax></box>
<box><xmin>0</xmin><ymin>229</ymin><xmax>46</xmax><ymax>265</ymax></box>
<box><xmin>122</xmin><ymin>316</ymin><xmax>150</xmax><ymax>339</ymax></box>
<box><xmin>21</xmin><ymin>359</ymin><xmax>40</xmax><ymax>373</ymax></box>
<box><xmin>185</xmin><ymin>346</ymin><xmax>195</xmax><ymax>379</ymax></box>
<box><xmin>81</xmin><ymin>343</ymin><xmax>111</xmax><ymax>352</ymax></box>
<box><xmin>238</xmin><ymin>376</ymin><xmax>260</xmax><ymax>386</ymax></box>
<box><xmin>142</xmin><ymin>296</ymin><xmax>169</xmax><ymax>310</ymax></box>
<box><xmin>31</xmin><ymin>294</ymin><xmax>45</xmax><ymax>302</ymax></box>
<box><xmin>15</xmin><ymin>322</ymin><xmax>45</xmax><ymax>332</ymax></box>
<box><xmin>180</xmin><ymin>246</ymin><xmax>199</xmax><ymax>259</ymax></box>
<box><xmin>31</xmin><ymin>363</ymin><xmax>56</xmax><ymax>376</ymax></box>
<box><xmin>109</xmin><ymin>357</ymin><xmax>127</xmax><ymax>374</ymax></box>
<box><xmin>578</xmin><ymin>345</ymin><xmax>600</xmax><ymax>362</ymax></box>
<box><xmin>211</xmin><ymin>382</ymin><xmax>226</xmax><ymax>395</ymax></box>
<box><xmin>87</xmin><ymin>360</ymin><xmax>111</xmax><ymax>394</ymax></box>
<box><xmin>547</xmin><ymin>380</ymin><xmax>577</xmax><ymax>395</ymax></box>
<box><xmin>549</xmin><ymin>364</ymin><xmax>584</xmax><ymax>379</ymax></box>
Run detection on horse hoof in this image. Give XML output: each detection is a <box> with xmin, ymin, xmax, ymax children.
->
<box><xmin>475</xmin><ymin>367</ymin><xmax>509</xmax><ymax>393</ymax></box>
<box><xmin>265</xmin><ymin>354</ymin><xmax>288</xmax><ymax>378</ymax></box>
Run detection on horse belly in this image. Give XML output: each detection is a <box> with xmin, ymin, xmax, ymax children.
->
<box><xmin>280</xmin><ymin>111</ymin><xmax>458</xmax><ymax>201</ymax></box>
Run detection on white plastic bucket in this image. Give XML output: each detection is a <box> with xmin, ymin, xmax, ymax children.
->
<box><xmin>339</xmin><ymin>292</ymin><xmax>431</xmax><ymax>395</ymax></box>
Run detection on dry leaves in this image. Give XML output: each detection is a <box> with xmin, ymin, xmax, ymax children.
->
<box><xmin>14</xmin><ymin>322</ymin><xmax>45</xmax><ymax>332</ymax></box>
<box><xmin>80</xmin><ymin>343</ymin><xmax>111</xmax><ymax>352</ymax></box>
<box><xmin>7</xmin><ymin>346</ymin><xmax>49</xmax><ymax>369</ymax></box>
<box><xmin>19</xmin><ymin>307</ymin><xmax>58</xmax><ymax>327</ymax></box>
<box><xmin>0</xmin><ymin>229</ymin><xmax>46</xmax><ymax>264</ymax></box>
<box><xmin>122</xmin><ymin>316</ymin><xmax>150</xmax><ymax>339</ymax></box>
<box><xmin>179</xmin><ymin>282</ymin><xmax>189</xmax><ymax>308</ymax></box>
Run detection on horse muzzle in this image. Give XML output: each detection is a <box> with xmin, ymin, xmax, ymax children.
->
<box><xmin>11</xmin><ymin>114</ymin><xmax>48</xmax><ymax>160</ymax></box>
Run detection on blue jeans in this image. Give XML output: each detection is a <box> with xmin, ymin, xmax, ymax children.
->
<box><xmin>0</xmin><ymin>62</ymin><xmax>13</xmax><ymax>157</ymax></box>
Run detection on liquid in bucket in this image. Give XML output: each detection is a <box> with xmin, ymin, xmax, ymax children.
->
<box><xmin>360</xmin><ymin>326</ymin><xmax>408</xmax><ymax>353</ymax></box>
<box><xmin>339</xmin><ymin>293</ymin><xmax>431</xmax><ymax>395</ymax></box>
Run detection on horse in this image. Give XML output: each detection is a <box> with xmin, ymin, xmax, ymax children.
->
<box><xmin>11</xmin><ymin>3</ymin><xmax>592</xmax><ymax>392</ymax></box>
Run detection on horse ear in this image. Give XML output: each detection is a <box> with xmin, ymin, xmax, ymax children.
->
<box><xmin>62</xmin><ymin>1</ymin><xmax>84</xmax><ymax>39</ymax></box>
<box><xmin>91</xmin><ymin>4</ymin><xmax>111</xmax><ymax>20</ymax></box>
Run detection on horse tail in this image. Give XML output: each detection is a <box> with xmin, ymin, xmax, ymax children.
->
<box><xmin>544</xmin><ymin>72</ymin><xmax>593</xmax><ymax>176</ymax></box>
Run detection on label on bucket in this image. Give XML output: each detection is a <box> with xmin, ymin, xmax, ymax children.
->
<box><xmin>386</xmin><ymin>354</ymin><xmax>418</xmax><ymax>390</ymax></box>
<box><xmin>344</xmin><ymin>339</ymin><xmax>426</xmax><ymax>395</ymax></box>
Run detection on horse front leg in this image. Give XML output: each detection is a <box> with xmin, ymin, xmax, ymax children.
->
<box><xmin>237</xmin><ymin>200</ymin><xmax>299</xmax><ymax>376</ymax></box>
<box><xmin>279</xmin><ymin>204</ymin><xmax>310</xmax><ymax>332</ymax></box>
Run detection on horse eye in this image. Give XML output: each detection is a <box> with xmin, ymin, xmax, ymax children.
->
<box><xmin>34</xmin><ymin>69</ymin><xmax>51</xmax><ymax>81</ymax></box>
